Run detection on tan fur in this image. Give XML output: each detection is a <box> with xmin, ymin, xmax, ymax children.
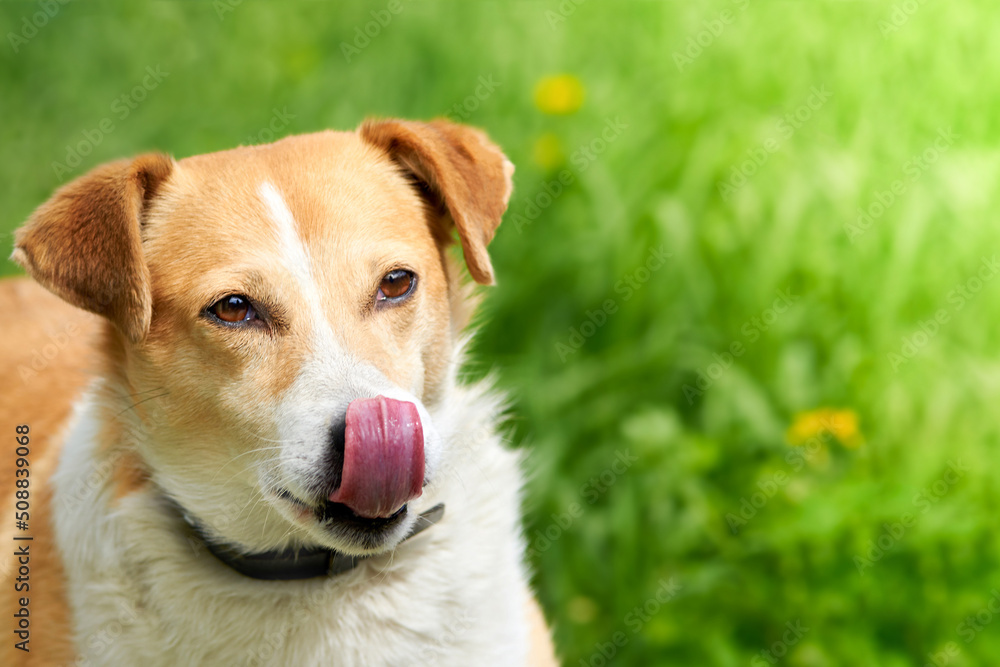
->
<box><xmin>526</xmin><ymin>596</ymin><xmax>559</xmax><ymax>667</ymax></box>
<box><xmin>0</xmin><ymin>279</ymin><xmax>101</xmax><ymax>665</ymax></box>
<box><xmin>2</xmin><ymin>119</ymin><xmax>556</xmax><ymax>665</ymax></box>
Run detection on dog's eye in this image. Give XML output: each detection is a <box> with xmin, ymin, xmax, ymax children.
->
<box><xmin>210</xmin><ymin>295</ymin><xmax>256</xmax><ymax>323</ymax></box>
<box><xmin>377</xmin><ymin>270</ymin><xmax>416</xmax><ymax>304</ymax></box>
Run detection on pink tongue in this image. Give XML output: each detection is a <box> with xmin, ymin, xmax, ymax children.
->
<box><xmin>328</xmin><ymin>396</ymin><xmax>425</xmax><ymax>519</ymax></box>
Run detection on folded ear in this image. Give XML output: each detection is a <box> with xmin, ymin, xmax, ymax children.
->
<box><xmin>359</xmin><ymin>118</ymin><xmax>514</xmax><ymax>285</ymax></box>
<box><xmin>11</xmin><ymin>153</ymin><xmax>174</xmax><ymax>344</ymax></box>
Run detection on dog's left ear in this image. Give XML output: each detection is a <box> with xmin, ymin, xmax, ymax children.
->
<box><xmin>360</xmin><ymin>118</ymin><xmax>514</xmax><ymax>285</ymax></box>
<box><xmin>11</xmin><ymin>153</ymin><xmax>174</xmax><ymax>343</ymax></box>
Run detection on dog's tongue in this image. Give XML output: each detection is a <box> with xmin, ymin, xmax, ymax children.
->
<box><xmin>328</xmin><ymin>396</ymin><xmax>425</xmax><ymax>519</ymax></box>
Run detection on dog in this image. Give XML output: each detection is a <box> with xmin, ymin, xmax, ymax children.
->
<box><xmin>0</xmin><ymin>119</ymin><xmax>558</xmax><ymax>666</ymax></box>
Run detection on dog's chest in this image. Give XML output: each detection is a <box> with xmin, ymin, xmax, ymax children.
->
<box><xmin>65</xmin><ymin>515</ymin><xmax>528</xmax><ymax>666</ymax></box>
<box><xmin>52</xmin><ymin>406</ymin><xmax>530</xmax><ymax>666</ymax></box>
<box><xmin>93</xmin><ymin>572</ymin><xmax>513</xmax><ymax>666</ymax></box>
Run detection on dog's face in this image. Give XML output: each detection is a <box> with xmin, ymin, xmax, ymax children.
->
<box><xmin>13</xmin><ymin>120</ymin><xmax>513</xmax><ymax>556</ymax></box>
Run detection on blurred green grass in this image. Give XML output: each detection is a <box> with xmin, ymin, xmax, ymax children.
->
<box><xmin>4</xmin><ymin>1</ymin><xmax>1000</xmax><ymax>664</ymax></box>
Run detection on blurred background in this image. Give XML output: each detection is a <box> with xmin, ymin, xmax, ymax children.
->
<box><xmin>2</xmin><ymin>1</ymin><xmax>999</xmax><ymax>664</ymax></box>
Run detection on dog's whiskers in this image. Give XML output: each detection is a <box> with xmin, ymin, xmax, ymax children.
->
<box><xmin>245</xmin><ymin>432</ymin><xmax>298</xmax><ymax>445</ymax></box>
<box><xmin>210</xmin><ymin>445</ymin><xmax>287</xmax><ymax>483</ymax></box>
<box><xmin>260</xmin><ymin>504</ymin><xmax>273</xmax><ymax>541</ymax></box>
<box><xmin>116</xmin><ymin>388</ymin><xmax>170</xmax><ymax>417</ymax></box>
<box><xmin>237</xmin><ymin>478</ymin><xmax>287</xmax><ymax>530</ymax></box>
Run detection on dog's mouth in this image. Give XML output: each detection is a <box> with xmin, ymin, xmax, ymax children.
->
<box><xmin>320</xmin><ymin>498</ymin><xmax>408</xmax><ymax>529</ymax></box>
<box><xmin>270</xmin><ymin>395</ymin><xmax>429</xmax><ymax>551</ymax></box>
<box><xmin>276</xmin><ymin>488</ymin><xmax>410</xmax><ymax>535</ymax></box>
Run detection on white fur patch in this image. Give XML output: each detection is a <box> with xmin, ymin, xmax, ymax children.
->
<box><xmin>259</xmin><ymin>180</ymin><xmax>319</xmax><ymax>300</ymax></box>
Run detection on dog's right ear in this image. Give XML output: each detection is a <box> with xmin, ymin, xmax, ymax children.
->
<box><xmin>11</xmin><ymin>154</ymin><xmax>173</xmax><ymax>344</ymax></box>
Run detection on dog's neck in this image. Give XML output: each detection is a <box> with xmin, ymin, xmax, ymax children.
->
<box><xmin>178</xmin><ymin>502</ymin><xmax>446</xmax><ymax>580</ymax></box>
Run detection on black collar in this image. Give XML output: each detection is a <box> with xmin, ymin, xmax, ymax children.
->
<box><xmin>185</xmin><ymin>503</ymin><xmax>445</xmax><ymax>581</ymax></box>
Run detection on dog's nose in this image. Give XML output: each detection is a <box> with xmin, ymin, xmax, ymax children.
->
<box><xmin>324</xmin><ymin>417</ymin><xmax>348</xmax><ymax>493</ymax></box>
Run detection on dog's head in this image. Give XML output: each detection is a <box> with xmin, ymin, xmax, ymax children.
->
<box><xmin>13</xmin><ymin>119</ymin><xmax>514</xmax><ymax>555</ymax></box>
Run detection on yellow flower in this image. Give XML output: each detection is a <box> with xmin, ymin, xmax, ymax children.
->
<box><xmin>787</xmin><ymin>408</ymin><xmax>864</xmax><ymax>449</ymax></box>
<box><xmin>532</xmin><ymin>132</ymin><xmax>565</xmax><ymax>170</ymax></box>
<box><xmin>534</xmin><ymin>74</ymin><xmax>585</xmax><ymax>115</ymax></box>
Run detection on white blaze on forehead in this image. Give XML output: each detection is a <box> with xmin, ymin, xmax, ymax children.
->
<box><xmin>258</xmin><ymin>179</ymin><xmax>340</xmax><ymax>356</ymax></box>
<box><xmin>259</xmin><ymin>180</ymin><xmax>317</xmax><ymax>295</ymax></box>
